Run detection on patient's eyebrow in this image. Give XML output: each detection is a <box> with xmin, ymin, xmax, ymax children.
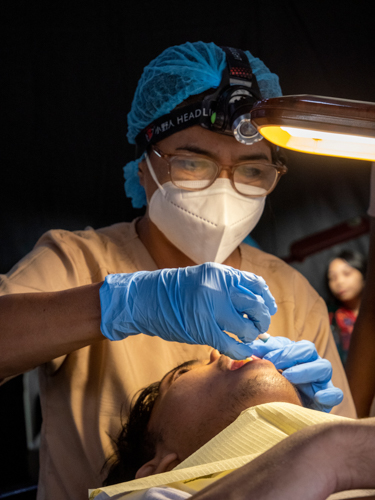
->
<box><xmin>159</xmin><ymin>359</ymin><xmax>200</xmax><ymax>394</ymax></box>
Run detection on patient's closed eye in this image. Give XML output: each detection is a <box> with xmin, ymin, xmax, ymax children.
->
<box><xmin>168</xmin><ymin>360</ymin><xmax>201</xmax><ymax>385</ymax></box>
<box><xmin>174</xmin><ymin>368</ymin><xmax>192</xmax><ymax>381</ymax></box>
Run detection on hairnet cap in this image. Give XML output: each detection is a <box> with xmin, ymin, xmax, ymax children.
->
<box><xmin>124</xmin><ymin>41</ymin><xmax>282</xmax><ymax>208</ymax></box>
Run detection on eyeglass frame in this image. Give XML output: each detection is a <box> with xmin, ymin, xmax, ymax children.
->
<box><xmin>148</xmin><ymin>144</ymin><xmax>288</xmax><ymax>198</ymax></box>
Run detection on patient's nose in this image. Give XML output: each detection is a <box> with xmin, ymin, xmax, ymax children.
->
<box><xmin>209</xmin><ymin>349</ymin><xmax>221</xmax><ymax>363</ymax></box>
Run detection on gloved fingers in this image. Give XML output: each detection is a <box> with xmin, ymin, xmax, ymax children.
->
<box><xmin>213</xmin><ymin>331</ymin><xmax>254</xmax><ymax>360</ymax></box>
<box><xmin>292</xmin><ymin>383</ymin><xmax>331</xmax><ymax>412</ymax></box>
<box><xmin>294</xmin><ymin>382</ymin><xmax>314</xmax><ymax>404</ymax></box>
<box><xmin>262</xmin><ymin>340</ymin><xmax>319</xmax><ymax>369</ymax></box>
<box><xmin>282</xmin><ymin>358</ymin><xmax>332</xmax><ymax>385</ymax></box>
<box><xmin>314</xmin><ymin>387</ymin><xmax>344</xmax><ymax>408</ymax></box>
<box><xmin>248</xmin><ymin>337</ymin><xmax>292</xmax><ymax>357</ymax></box>
<box><xmin>229</xmin><ymin>290</ymin><xmax>271</xmax><ymax>333</ymax></box>
<box><xmin>216</xmin><ymin>308</ymin><xmax>264</xmax><ymax>343</ymax></box>
<box><xmin>235</xmin><ymin>271</ymin><xmax>277</xmax><ymax>315</ymax></box>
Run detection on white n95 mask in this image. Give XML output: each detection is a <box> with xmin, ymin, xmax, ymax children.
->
<box><xmin>145</xmin><ymin>154</ymin><xmax>266</xmax><ymax>264</ymax></box>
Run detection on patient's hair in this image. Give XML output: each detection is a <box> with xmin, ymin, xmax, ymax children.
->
<box><xmin>103</xmin><ymin>382</ymin><xmax>160</xmax><ymax>485</ymax></box>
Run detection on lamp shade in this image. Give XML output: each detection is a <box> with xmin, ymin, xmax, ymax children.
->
<box><xmin>251</xmin><ymin>95</ymin><xmax>375</xmax><ymax>161</ymax></box>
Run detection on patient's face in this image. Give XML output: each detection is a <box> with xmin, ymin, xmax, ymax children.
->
<box><xmin>149</xmin><ymin>349</ymin><xmax>302</xmax><ymax>462</ymax></box>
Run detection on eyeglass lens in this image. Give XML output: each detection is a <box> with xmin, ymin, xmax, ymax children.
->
<box><xmin>170</xmin><ymin>157</ymin><xmax>277</xmax><ymax>195</ymax></box>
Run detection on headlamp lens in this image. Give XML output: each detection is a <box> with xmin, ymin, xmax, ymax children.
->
<box><xmin>239</xmin><ymin>120</ymin><xmax>258</xmax><ymax>138</ymax></box>
<box><xmin>232</xmin><ymin>113</ymin><xmax>263</xmax><ymax>145</ymax></box>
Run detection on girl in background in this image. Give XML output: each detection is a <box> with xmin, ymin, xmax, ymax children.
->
<box><xmin>327</xmin><ymin>249</ymin><xmax>367</xmax><ymax>366</ymax></box>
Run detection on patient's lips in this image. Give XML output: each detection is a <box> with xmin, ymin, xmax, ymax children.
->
<box><xmin>229</xmin><ymin>356</ymin><xmax>259</xmax><ymax>371</ymax></box>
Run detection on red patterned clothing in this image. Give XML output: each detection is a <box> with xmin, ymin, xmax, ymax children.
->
<box><xmin>329</xmin><ymin>307</ymin><xmax>357</xmax><ymax>365</ymax></box>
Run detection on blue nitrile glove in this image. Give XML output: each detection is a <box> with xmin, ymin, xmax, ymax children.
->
<box><xmin>249</xmin><ymin>337</ymin><xmax>344</xmax><ymax>412</ymax></box>
<box><xmin>100</xmin><ymin>262</ymin><xmax>277</xmax><ymax>360</ymax></box>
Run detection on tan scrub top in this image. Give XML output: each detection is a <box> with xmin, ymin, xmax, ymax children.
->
<box><xmin>0</xmin><ymin>219</ymin><xmax>356</xmax><ymax>500</ymax></box>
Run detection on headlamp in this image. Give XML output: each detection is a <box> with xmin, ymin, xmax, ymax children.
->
<box><xmin>135</xmin><ymin>46</ymin><xmax>264</xmax><ymax>156</ymax></box>
<box><xmin>200</xmin><ymin>47</ymin><xmax>263</xmax><ymax>145</ymax></box>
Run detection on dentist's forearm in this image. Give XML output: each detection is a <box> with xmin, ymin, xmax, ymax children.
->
<box><xmin>191</xmin><ymin>419</ymin><xmax>375</xmax><ymax>500</ymax></box>
<box><xmin>0</xmin><ymin>282</ymin><xmax>104</xmax><ymax>379</ymax></box>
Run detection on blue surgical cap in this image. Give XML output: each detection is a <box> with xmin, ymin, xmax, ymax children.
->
<box><xmin>124</xmin><ymin>41</ymin><xmax>282</xmax><ymax>208</ymax></box>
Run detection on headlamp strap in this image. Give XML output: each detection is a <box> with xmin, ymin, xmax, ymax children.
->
<box><xmin>221</xmin><ymin>47</ymin><xmax>253</xmax><ymax>87</ymax></box>
<box><xmin>135</xmin><ymin>101</ymin><xmax>206</xmax><ymax>156</ymax></box>
<box><xmin>221</xmin><ymin>46</ymin><xmax>261</xmax><ymax>99</ymax></box>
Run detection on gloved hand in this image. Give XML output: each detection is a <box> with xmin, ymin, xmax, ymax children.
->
<box><xmin>100</xmin><ymin>262</ymin><xmax>277</xmax><ymax>360</ymax></box>
<box><xmin>249</xmin><ymin>336</ymin><xmax>343</xmax><ymax>412</ymax></box>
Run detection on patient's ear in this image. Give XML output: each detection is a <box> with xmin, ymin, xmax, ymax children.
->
<box><xmin>135</xmin><ymin>452</ymin><xmax>179</xmax><ymax>479</ymax></box>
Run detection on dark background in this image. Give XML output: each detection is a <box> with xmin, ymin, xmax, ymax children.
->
<box><xmin>1</xmin><ymin>1</ymin><xmax>374</xmax><ymax>495</ymax></box>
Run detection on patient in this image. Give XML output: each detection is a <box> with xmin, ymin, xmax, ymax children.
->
<box><xmin>96</xmin><ymin>346</ymin><xmax>375</xmax><ymax>500</ymax></box>
<box><xmin>103</xmin><ymin>348</ymin><xmax>303</xmax><ymax>485</ymax></box>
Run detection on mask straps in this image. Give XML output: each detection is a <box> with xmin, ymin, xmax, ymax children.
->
<box><xmin>145</xmin><ymin>152</ymin><xmax>166</xmax><ymax>195</ymax></box>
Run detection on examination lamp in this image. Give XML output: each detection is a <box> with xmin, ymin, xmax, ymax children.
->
<box><xmin>251</xmin><ymin>95</ymin><xmax>375</xmax><ymax>161</ymax></box>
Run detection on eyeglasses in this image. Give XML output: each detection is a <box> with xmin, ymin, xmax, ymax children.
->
<box><xmin>150</xmin><ymin>145</ymin><xmax>287</xmax><ymax>197</ymax></box>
